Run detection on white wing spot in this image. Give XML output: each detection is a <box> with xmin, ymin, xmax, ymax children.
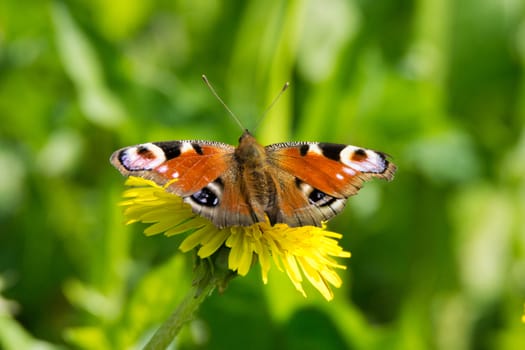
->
<box><xmin>343</xmin><ymin>167</ymin><xmax>356</xmax><ymax>176</ymax></box>
<box><xmin>308</xmin><ymin>144</ymin><xmax>323</xmax><ymax>155</ymax></box>
<box><xmin>180</xmin><ymin>142</ymin><xmax>194</xmax><ymax>154</ymax></box>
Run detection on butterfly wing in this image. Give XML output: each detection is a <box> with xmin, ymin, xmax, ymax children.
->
<box><xmin>266</xmin><ymin>142</ymin><xmax>396</xmax><ymax>227</ymax></box>
<box><xmin>111</xmin><ymin>140</ymin><xmax>235</xmax><ymax>196</ymax></box>
<box><xmin>111</xmin><ymin>140</ymin><xmax>267</xmax><ymax>227</ymax></box>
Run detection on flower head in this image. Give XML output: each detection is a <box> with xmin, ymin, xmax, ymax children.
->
<box><xmin>120</xmin><ymin>176</ymin><xmax>351</xmax><ymax>300</ymax></box>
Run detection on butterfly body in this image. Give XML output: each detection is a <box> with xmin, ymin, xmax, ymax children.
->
<box><xmin>111</xmin><ymin>130</ymin><xmax>396</xmax><ymax>228</ymax></box>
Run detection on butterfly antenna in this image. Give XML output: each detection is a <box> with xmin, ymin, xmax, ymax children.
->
<box><xmin>202</xmin><ymin>75</ymin><xmax>245</xmax><ymax>131</ymax></box>
<box><xmin>253</xmin><ymin>81</ymin><xmax>290</xmax><ymax>132</ymax></box>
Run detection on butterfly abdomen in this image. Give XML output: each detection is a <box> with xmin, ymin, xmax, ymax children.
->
<box><xmin>233</xmin><ymin>132</ymin><xmax>279</xmax><ymax>224</ymax></box>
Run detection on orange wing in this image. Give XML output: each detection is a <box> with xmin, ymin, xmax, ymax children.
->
<box><xmin>110</xmin><ymin>141</ymin><xmax>235</xmax><ymax>197</ymax></box>
<box><xmin>265</xmin><ymin>142</ymin><xmax>396</xmax><ymax>226</ymax></box>
<box><xmin>267</xmin><ymin>142</ymin><xmax>395</xmax><ymax>198</ymax></box>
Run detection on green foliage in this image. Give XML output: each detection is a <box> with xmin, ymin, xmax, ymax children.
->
<box><xmin>1</xmin><ymin>0</ymin><xmax>525</xmax><ymax>349</ymax></box>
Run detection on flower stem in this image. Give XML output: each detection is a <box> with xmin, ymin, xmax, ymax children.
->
<box><xmin>143</xmin><ymin>282</ymin><xmax>215</xmax><ymax>350</ymax></box>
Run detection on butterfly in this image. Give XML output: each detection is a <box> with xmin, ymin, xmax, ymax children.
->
<box><xmin>110</xmin><ymin>129</ymin><xmax>396</xmax><ymax>228</ymax></box>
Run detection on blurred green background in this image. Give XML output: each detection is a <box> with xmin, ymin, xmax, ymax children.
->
<box><xmin>1</xmin><ymin>0</ymin><xmax>525</xmax><ymax>349</ymax></box>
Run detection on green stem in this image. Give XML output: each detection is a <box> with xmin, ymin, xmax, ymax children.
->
<box><xmin>143</xmin><ymin>282</ymin><xmax>215</xmax><ymax>350</ymax></box>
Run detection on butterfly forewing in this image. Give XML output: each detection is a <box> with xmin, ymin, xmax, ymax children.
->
<box><xmin>110</xmin><ymin>141</ymin><xmax>234</xmax><ymax>196</ymax></box>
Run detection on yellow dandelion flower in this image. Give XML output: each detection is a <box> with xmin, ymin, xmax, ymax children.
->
<box><xmin>120</xmin><ymin>176</ymin><xmax>351</xmax><ymax>301</ymax></box>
